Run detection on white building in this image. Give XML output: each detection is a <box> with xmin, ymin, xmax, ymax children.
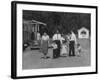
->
<box><xmin>78</xmin><ymin>27</ymin><xmax>89</xmax><ymax>39</ymax></box>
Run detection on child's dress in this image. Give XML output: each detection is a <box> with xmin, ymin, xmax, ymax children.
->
<box><xmin>61</xmin><ymin>44</ymin><xmax>67</xmax><ymax>55</ymax></box>
<box><xmin>77</xmin><ymin>46</ymin><xmax>81</xmax><ymax>56</ymax></box>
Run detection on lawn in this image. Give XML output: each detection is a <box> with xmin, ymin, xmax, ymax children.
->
<box><xmin>22</xmin><ymin>39</ymin><xmax>91</xmax><ymax>69</ymax></box>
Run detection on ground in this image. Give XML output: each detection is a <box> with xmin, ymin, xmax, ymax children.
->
<box><xmin>22</xmin><ymin>39</ymin><xmax>90</xmax><ymax>70</ymax></box>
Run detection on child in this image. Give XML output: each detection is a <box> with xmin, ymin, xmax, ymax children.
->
<box><xmin>77</xmin><ymin>43</ymin><xmax>81</xmax><ymax>56</ymax></box>
<box><xmin>52</xmin><ymin>41</ymin><xmax>58</xmax><ymax>59</ymax></box>
<box><xmin>61</xmin><ymin>41</ymin><xmax>67</xmax><ymax>56</ymax></box>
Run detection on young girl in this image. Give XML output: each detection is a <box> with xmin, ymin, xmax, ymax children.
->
<box><xmin>77</xmin><ymin>43</ymin><xmax>81</xmax><ymax>56</ymax></box>
<box><xmin>61</xmin><ymin>41</ymin><xmax>67</xmax><ymax>56</ymax></box>
<box><xmin>52</xmin><ymin>41</ymin><xmax>58</xmax><ymax>59</ymax></box>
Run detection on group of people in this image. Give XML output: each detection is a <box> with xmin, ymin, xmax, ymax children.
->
<box><xmin>37</xmin><ymin>30</ymin><xmax>81</xmax><ymax>59</ymax></box>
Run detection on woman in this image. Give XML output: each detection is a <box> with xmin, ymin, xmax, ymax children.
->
<box><xmin>37</xmin><ymin>32</ymin><xmax>41</xmax><ymax>50</ymax></box>
<box><xmin>41</xmin><ymin>32</ymin><xmax>49</xmax><ymax>59</ymax></box>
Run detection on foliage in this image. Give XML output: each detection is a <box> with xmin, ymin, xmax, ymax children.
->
<box><xmin>23</xmin><ymin>10</ymin><xmax>90</xmax><ymax>36</ymax></box>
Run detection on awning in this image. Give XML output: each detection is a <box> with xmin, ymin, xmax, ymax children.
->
<box><xmin>23</xmin><ymin>19</ymin><xmax>46</xmax><ymax>26</ymax></box>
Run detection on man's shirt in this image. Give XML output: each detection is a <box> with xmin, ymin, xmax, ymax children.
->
<box><xmin>70</xmin><ymin>32</ymin><xmax>77</xmax><ymax>44</ymax></box>
<box><xmin>53</xmin><ymin>34</ymin><xmax>61</xmax><ymax>40</ymax></box>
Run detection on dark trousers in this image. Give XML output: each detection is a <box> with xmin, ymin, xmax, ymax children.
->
<box><xmin>69</xmin><ymin>41</ymin><xmax>75</xmax><ymax>56</ymax></box>
<box><xmin>54</xmin><ymin>40</ymin><xmax>61</xmax><ymax>57</ymax></box>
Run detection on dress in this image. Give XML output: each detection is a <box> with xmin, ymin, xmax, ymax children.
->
<box><xmin>77</xmin><ymin>46</ymin><xmax>81</xmax><ymax>55</ymax></box>
<box><xmin>41</xmin><ymin>35</ymin><xmax>49</xmax><ymax>55</ymax></box>
<box><xmin>37</xmin><ymin>33</ymin><xmax>41</xmax><ymax>40</ymax></box>
<box><xmin>61</xmin><ymin>44</ymin><xmax>67</xmax><ymax>55</ymax></box>
<box><xmin>37</xmin><ymin>33</ymin><xmax>41</xmax><ymax>47</ymax></box>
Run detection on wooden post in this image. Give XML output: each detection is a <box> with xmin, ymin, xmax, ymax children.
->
<box><xmin>35</xmin><ymin>24</ymin><xmax>37</xmax><ymax>40</ymax></box>
<box><xmin>37</xmin><ymin>24</ymin><xmax>39</xmax><ymax>32</ymax></box>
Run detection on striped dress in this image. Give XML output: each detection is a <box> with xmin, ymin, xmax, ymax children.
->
<box><xmin>41</xmin><ymin>35</ymin><xmax>49</xmax><ymax>55</ymax></box>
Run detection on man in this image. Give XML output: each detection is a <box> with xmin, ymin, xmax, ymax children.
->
<box><xmin>53</xmin><ymin>30</ymin><xmax>62</xmax><ymax>58</ymax></box>
<box><xmin>69</xmin><ymin>31</ymin><xmax>77</xmax><ymax>56</ymax></box>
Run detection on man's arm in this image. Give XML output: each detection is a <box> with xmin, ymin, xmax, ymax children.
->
<box><xmin>74</xmin><ymin>34</ymin><xmax>77</xmax><ymax>44</ymax></box>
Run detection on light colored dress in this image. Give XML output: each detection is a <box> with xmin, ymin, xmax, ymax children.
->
<box><xmin>37</xmin><ymin>33</ymin><xmax>41</xmax><ymax>47</ymax></box>
<box><xmin>37</xmin><ymin>32</ymin><xmax>41</xmax><ymax>40</ymax></box>
<box><xmin>77</xmin><ymin>46</ymin><xmax>81</xmax><ymax>55</ymax></box>
<box><xmin>61</xmin><ymin>44</ymin><xmax>67</xmax><ymax>55</ymax></box>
